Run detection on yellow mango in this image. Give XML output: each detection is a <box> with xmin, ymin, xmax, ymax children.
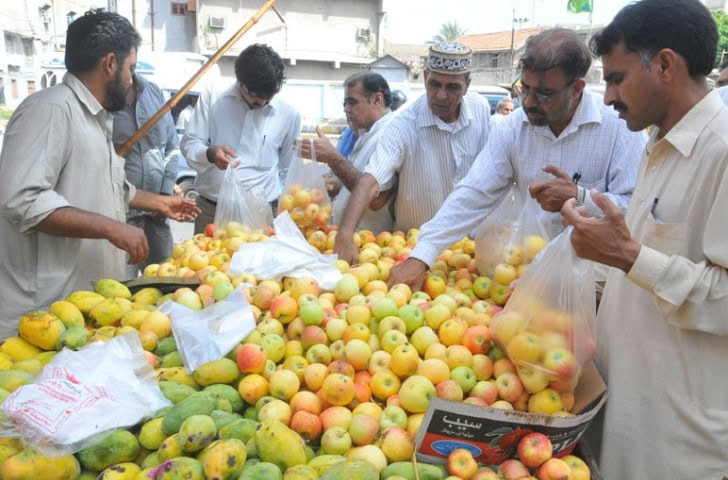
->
<box><xmin>18</xmin><ymin>311</ymin><xmax>66</xmax><ymax>351</ymax></box>
<box><xmin>35</xmin><ymin>351</ymin><xmax>57</xmax><ymax>365</ymax></box>
<box><xmin>49</xmin><ymin>300</ymin><xmax>85</xmax><ymax>329</ymax></box>
<box><xmin>199</xmin><ymin>438</ymin><xmax>247</xmax><ymax>480</ymax></box>
<box><xmin>156</xmin><ymin>433</ymin><xmax>183</xmax><ymax>462</ymax></box>
<box><xmin>156</xmin><ymin>367</ymin><xmax>200</xmax><ymax>390</ymax></box>
<box><xmin>138</xmin><ymin>417</ymin><xmax>167</xmax><ymax>450</ymax></box>
<box><xmin>179</xmin><ymin>414</ymin><xmax>217</xmax><ymax>453</ymax></box>
<box><xmin>66</xmin><ymin>290</ymin><xmax>105</xmax><ymax>316</ymax></box>
<box><xmin>1</xmin><ymin>449</ymin><xmax>80</xmax><ymax>480</ymax></box>
<box><xmin>97</xmin><ymin>461</ymin><xmax>140</xmax><ymax>480</ymax></box>
<box><xmin>120</xmin><ymin>310</ymin><xmax>149</xmax><ymax>330</ymax></box>
<box><xmin>88</xmin><ymin>298</ymin><xmax>125</xmax><ymax>328</ymax></box>
<box><xmin>94</xmin><ymin>279</ymin><xmax>132</xmax><ymax>300</ymax></box>
<box><xmin>0</xmin><ymin>443</ymin><xmax>21</xmax><ymax>465</ymax></box>
<box><xmin>0</xmin><ymin>352</ymin><xmax>16</xmax><ymax>370</ymax></box>
<box><xmin>90</xmin><ymin>326</ymin><xmax>117</xmax><ymax>343</ymax></box>
<box><xmin>12</xmin><ymin>359</ymin><xmax>43</xmax><ymax>375</ymax></box>
<box><xmin>0</xmin><ymin>337</ymin><xmax>42</xmax><ymax>361</ymax></box>
<box><xmin>131</xmin><ymin>287</ymin><xmax>163</xmax><ymax>305</ymax></box>
<box><xmin>135</xmin><ymin>467</ymin><xmax>156</xmax><ymax>480</ymax></box>
<box><xmin>193</xmin><ymin>358</ymin><xmax>240</xmax><ymax>387</ymax></box>
<box><xmin>139</xmin><ymin>311</ymin><xmax>172</xmax><ymax>340</ymax></box>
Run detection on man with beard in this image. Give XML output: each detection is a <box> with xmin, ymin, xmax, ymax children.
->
<box><xmin>334</xmin><ymin>42</ymin><xmax>492</xmax><ymax>264</ymax></box>
<box><xmin>181</xmin><ymin>44</ymin><xmax>301</xmax><ymax>234</ymax></box>
<box><xmin>0</xmin><ymin>10</ymin><xmax>199</xmax><ymax>337</ymax></box>
<box><xmin>387</xmin><ymin>28</ymin><xmax>646</xmax><ymax>291</ymax></box>
<box><xmin>299</xmin><ymin>72</ymin><xmax>395</xmax><ymax>233</ymax></box>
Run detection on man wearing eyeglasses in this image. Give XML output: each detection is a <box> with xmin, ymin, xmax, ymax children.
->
<box><xmin>180</xmin><ymin>44</ymin><xmax>301</xmax><ymax>234</ymax></box>
<box><xmin>388</xmin><ymin>28</ymin><xmax>646</xmax><ymax>291</ymax></box>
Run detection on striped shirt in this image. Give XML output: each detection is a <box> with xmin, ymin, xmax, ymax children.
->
<box><xmin>411</xmin><ymin>88</ymin><xmax>647</xmax><ymax>267</ymax></box>
<box><xmin>364</xmin><ymin>92</ymin><xmax>492</xmax><ymax>231</ymax></box>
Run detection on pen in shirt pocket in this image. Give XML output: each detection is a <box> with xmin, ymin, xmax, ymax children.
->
<box><xmin>650</xmin><ymin>197</ymin><xmax>659</xmax><ymax>215</ymax></box>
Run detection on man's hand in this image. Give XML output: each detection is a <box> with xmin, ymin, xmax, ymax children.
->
<box><xmin>334</xmin><ymin>231</ymin><xmax>360</xmax><ymax>265</ymax></box>
<box><xmin>387</xmin><ymin>257</ymin><xmax>428</xmax><ymax>291</ymax></box>
<box><xmin>529</xmin><ymin>164</ymin><xmax>578</xmax><ymax>212</ymax></box>
<box><xmin>561</xmin><ymin>189</ymin><xmax>640</xmax><ymax>272</ymax></box>
<box><xmin>299</xmin><ymin>126</ymin><xmax>342</xmax><ymax>167</ymax></box>
<box><xmin>107</xmin><ymin>223</ymin><xmax>149</xmax><ymax>265</ymax></box>
<box><xmin>157</xmin><ymin>196</ymin><xmax>201</xmax><ymax>222</ymax></box>
<box><xmin>206</xmin><ymin>145</ymin><xmax>238</xmax><ymax>170</ymax></box>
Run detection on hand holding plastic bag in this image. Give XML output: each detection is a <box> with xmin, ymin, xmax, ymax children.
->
<box><xmin>157</xmin><ymin>285</ymin><xmax>256</xmax><ymax>372</ymax></box>
<box><xmin>489</xmin><ymin>226</ymin><xmax>597</xmax><ymax>394</ymax></box>
<box><xmin>0</xmin><ymin>333</ymin><xmax>170</xmax><ymax>457</ymax></box>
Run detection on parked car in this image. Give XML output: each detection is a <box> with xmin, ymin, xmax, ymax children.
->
<box><xmin>469</xmin><ymin>85</ymin><xmax>514</xmax><ymax>114</ymax></box>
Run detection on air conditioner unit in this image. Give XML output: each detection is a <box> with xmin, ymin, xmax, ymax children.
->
<box><xmin>356</xmin><ymin>27</ymin><xmax>371</xmax><ymax>40</ymax></box>
<box><xmin>208</xmin><ymin>16</ymin><xmax>225</xmax><ymax>29</ymax></box>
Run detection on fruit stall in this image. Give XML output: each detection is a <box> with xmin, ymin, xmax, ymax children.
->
<box><xmin>0</xmin><ymin>190</ymin><xmax>605</xmax><ymax>480</ymax></box>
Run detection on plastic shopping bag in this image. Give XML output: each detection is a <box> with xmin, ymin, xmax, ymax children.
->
<box><xmin>489</xmin><ymin>226</ymin><xmax>597</xmax><ymax>395</ymax></box>
<box><xmin>0</xmin><ymin>332</ymin><xmax>170</xmax><ymax>456</ymax></box>
<box><xmin>157</xmin><ymin>285</ymin><xmax>256</xmax><ymax>372</ymax></box>
<box><xmin>213</xmin><ymin>163</ymin><xmax>273</xmax><ymax>237</ymax></box>
<box><xmin>277</xmin><ymin>141</ymin><xmax>332</xmax><ymax>234</ymax></box>
<box><xmin>474</xmin><ymin>185</ymin><xmax>550</xmax><ymax>281</ymax></box>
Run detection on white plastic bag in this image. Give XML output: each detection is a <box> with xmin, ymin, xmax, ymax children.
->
<box><xmin>228</xmin><ymin>211</ymin><xmax>342</xmax><ymax>290</ymax></box>
<box><xmin>214</xmin><ymin>163</ymin><xmax>273</xmax><ymax>235</ymax></box>
<box><xmin>157</xmin><ymin>284</ymin><xmax>256</xmax><ymax>372</ymax></box>
<box><xmin>0</xmin><ymin>332</ymin><xmax>170</xmax><ymax>457</ymax></box>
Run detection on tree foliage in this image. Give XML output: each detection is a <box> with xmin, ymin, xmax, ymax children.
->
<box><xmin>430</xmin><ymin>21</ymin><xmax>467</xmax><ymax>44</ymax></box>
<box><xmin>713</xmin><ymin>11</ymin><xmax>728</xmax><ymax>66</ymax></box>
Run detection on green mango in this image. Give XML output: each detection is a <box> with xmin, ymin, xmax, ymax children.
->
<box><xmin>77</xmin><ymin>429</ymin><xmax>140</xmax><ymax>471</ymax></box>
<box><xmin>239</xmin><ymin>461</ymin><xmax>282</xmax><ymax>480</ymax></box>
<box><xmin>253</xmin><ymin>420</ymin><xmax>307</xmax><ymax>471</ymax></box>
<box><xmin>319</xmin><ymin>459</ymin><xmax>378</xmax><ymax>480</ymax></box>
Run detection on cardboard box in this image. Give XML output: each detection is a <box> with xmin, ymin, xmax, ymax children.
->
<box><xmin>414</xmin><ymin>361</ymin><xmax>607</xmax><ymax>466</ymax></box>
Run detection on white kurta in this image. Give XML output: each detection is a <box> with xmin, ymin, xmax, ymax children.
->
<box><xmin>587</xmin><ymin>90</ymin><xmax>728</xmax><ymax>478</ymax></box>
<box><xmin>0</xmin><ymin>74</ymin><xmax>133</xmax><ymax>336</ymax></box>
<box><xmin>364</xmin><ymin>92</ymin><xmax>492</xmax><ymax>232</ymax></box>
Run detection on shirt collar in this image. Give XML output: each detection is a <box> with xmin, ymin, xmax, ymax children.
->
<box><xmin>63</xmin><ymin>72</ymin><xmax>105</xmax><ymax>116</ymax></box>
<box><xmin>658</xmin><ymin>89</ymin><xmax>724</xmax><ymax>158</ymax></box>
<box><xmin>224</xmin><ymin>83</ymin><xmax>276</xmax><ymax>112</ymax></box>
<box><xmin>418</xmin><ymin>93</ymin><xmax>474</xmax><ymax>132</ymax></box>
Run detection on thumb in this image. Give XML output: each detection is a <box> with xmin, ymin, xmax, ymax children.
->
<box><xmin>316</xmin><ymin>125</ymin><xmax>325</xmax><ymax>138</ymax></box>
<box><xmin>590</xmin><ymin>189</ymin><xmax>621</xmax><ymax>218</ymax></box>
<box><xmin>542</xmin><ymin>164</ymin><xmax>571</xmax><ymax>180</ymax></box>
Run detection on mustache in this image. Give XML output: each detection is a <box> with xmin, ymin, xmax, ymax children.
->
<box><xmin>611</xmin><ymin>102</ymin><xmax>628</xmax><ymax>113</ymax></box>
<box><xmin>526</xmin><ymin>107</ymin><xmax>544</xmax><ymax>115</ymax></box>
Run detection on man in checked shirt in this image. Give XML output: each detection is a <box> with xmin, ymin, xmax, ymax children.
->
<box><xmin>389</xmin><ymin>28</ymin><xmax>647</xmax><ymax>291</ymax></box>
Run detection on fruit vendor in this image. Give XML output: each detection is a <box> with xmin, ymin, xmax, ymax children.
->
<box><xmin>0</xmin><ymin>11</ymin><xmax>199</xmax><ymax>337</ymax></box>
<box><xmin>299</xmin><ymin>72</ymin><xmax>396</xmax><ymax>234</ymax></box>
<box><xmin>562</xmin><ymin>0</ymin><xmax>728</xmax><ymax>476</ymax></box>
<box><xmin>180</xmin><ymin>44</ymin><xmax>301</xmax><ymax>234</ymax></box>
<box><xmin>334</xmin><ymin>42</ymin><xmax>492</xmax><ymax>264</ymax></box>
<box><xmin>389</xmin><ymin>28</ymin><xmax>645</xmax><ymax>291</ymax></box>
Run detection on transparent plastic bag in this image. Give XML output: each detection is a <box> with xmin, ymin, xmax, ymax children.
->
<box><xmin>278</xmin><ymin>141</ymin><xmax>332</xmax><ymax>234</ymax></box>
<box><xmin>474</xmin><ymin>185</ymin><xmax>550</xmax><ymax>281</ymax></box>
<box><xmin>0</xmin><ymin>332</ymin><xmax>170</xmax><ymax>457</ymax></box>
<box><xmin>213</xmin><ymin>163</ymin><xmax>273</xmax><ymax>237</ymax></box>
<box><xmin>489</xmin><ymin>226</ymin><xmax>597</xmax><ymax>395</ymax></box>
<box><xmin>157</xmin><ymin>285</ymin><xmax>256</xmax><ymax>372</ymax></box>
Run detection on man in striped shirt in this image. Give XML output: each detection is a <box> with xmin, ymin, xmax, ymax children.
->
<box><xmin>388</xmin><ymin>28</ymin><xmax>646</xmax><ymax>291</ymax></box>
<box><xmin>333</xmin><ymin>42</ymin><xmax>492</xmax><ymax>264</ymax></box>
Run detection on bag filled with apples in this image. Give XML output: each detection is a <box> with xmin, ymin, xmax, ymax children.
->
<box><xmin>213</xmin><ymin>163</ymin><xmax>273</xmax><ymax>237</ymax></box>
<box><xmin>277</xmin><ymin>141</ymin><xmax>333</xmax><ymax>235</ymax></box>
<box><xmin>474</xmin><ymin>186</ymin><xmax>550</xmax><ymax>284</ymax></box>
<box><xmin>489</xmin><ymin>226</ymin><xmax>597</xmax><ymax>397</ymax></box>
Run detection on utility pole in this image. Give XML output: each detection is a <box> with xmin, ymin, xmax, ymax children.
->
<box><xmin>149</xmin><ymin>0</ymin><xmax>155</xmax><ymax>51</ymax></box>
<box><xmin>510</xmin><ymin>8</ymin><xmax>529</xmax><ymax>68</ymax></box>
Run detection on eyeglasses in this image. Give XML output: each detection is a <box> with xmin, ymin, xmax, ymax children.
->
<box><xmin>512</xmin><ymin>77</ymin><xmax>577</xmax><ymax>104</ymax></box>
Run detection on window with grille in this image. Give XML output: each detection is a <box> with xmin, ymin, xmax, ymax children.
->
<box><xmin>171</xmin><ymin>3</ymin><xmax>187</xmax><ymax>15</ymax></box>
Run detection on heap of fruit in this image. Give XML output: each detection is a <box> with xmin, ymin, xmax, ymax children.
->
<box><xmin>0</xmin><ymin>224</ymin><xmax>594</xmax><ymax>480</ymax></box>
<box><xmin>277</xmin><ymin>183</ymin><xmax>333</xmax><ymax>236</ymax></box>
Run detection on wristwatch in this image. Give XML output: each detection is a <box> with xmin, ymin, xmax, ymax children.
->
<box><xmin>575</xmin><ymin>186</ymin><xmax>586</xmax><ymax>207</ymax></box>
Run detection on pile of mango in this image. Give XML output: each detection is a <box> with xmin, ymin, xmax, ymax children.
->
<box><xmin>0</xmin><ymin>224</ymin><xmax>593</xmax><ymax>480</ymax></box>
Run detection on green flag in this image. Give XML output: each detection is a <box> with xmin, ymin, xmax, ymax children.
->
<box><xmin>567</xmin><ymin>0</ymin><xmax>593</xmax><ymax>13</ymax></box>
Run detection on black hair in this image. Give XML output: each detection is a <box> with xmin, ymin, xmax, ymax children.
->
<box><xmin>235</xmin><ymin>44</ymin><xmax>285</xmax><ymax>98</ymax></box>
<box><xmin>590</xmin><ymin>0</ymin><xmax>717</xmax><ymax>77</ymax></box>
<box><xmin>344</xmin><ymin>72</ymin><xmax>393</xmax><ymax>108</ymax></box>
<box><xmin>65</xmin><ymin>10</ymin><xmax>141</xmax><ymax>75</ymax></box>
<box><xmin>519</xmin><ymin>28</ymin><xmax>592</xmax><ymax>80</ymax></box>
